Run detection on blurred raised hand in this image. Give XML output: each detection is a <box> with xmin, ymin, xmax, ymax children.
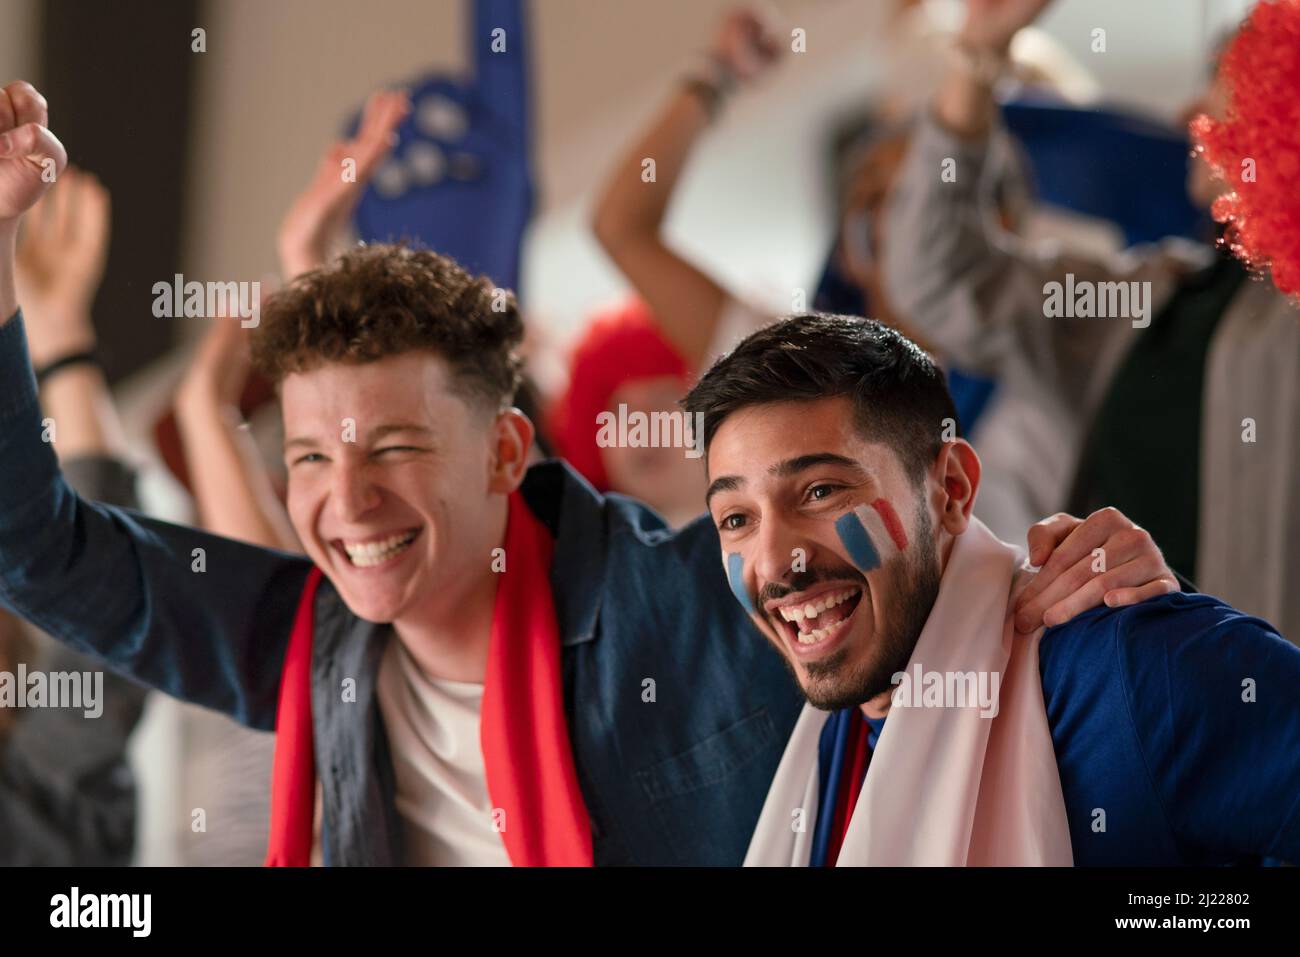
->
<box><xmin>276</xmin><ymin>89</ymin><xmax>409</xmax><ymax>280</ymax></box>
<box><xmin>711</xmin><ymin>5</ymin><xmax>782</xmax><ymax>82</ymax></box>
<box><xmin>15</xmin><ymin>167</ymin><xmax>110</xmax><ymax>367</ymax></box>
<box><xmin>959</xmin><ymin>0</ymin><xmax>1054</xmax><ymax>53</ymax></box>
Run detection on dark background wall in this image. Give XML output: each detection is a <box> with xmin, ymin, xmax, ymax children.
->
<box><xmin>39</xmin><ymin>0</ymin><xmax>198</xmax><ymax>383</ymax></box>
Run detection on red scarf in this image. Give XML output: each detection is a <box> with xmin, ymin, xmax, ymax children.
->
<box><xmin>265</xmin><ymin>492</ymin><xmax>594</xmax><ymax>866</ymax></box>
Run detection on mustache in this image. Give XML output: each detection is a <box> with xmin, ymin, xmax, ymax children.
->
<box><xmin>756</xmin><ymin>562</ymin><xmax>867</xmax><ymax>608</ymax></box>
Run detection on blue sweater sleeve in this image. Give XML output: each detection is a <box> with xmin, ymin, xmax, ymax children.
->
<box><xmin>0</xmin><ymin>312</ymin><xmax>311</xmax><ymax>729</ymax></box>
<box><xmin>1115</xmin><ymin>594</ymin><xmax>1300</xmax><ymax>861</ymax></box>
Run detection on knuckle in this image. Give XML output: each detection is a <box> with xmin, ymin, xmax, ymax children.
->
<box><xmin>1111</xmin><ymin>528</ymin><xmax>1143</xmax><ymax>552</ymax></box>
<box><xmin>1093</xmin><ymin>506</ymin><xmax>1123</xmax><ymax>527</ymax></box>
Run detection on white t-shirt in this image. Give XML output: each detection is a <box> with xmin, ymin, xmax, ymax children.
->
<box><xmin>375</xmin><ymin>638</ymin><xmax>511</xmax><ymax>866</ymax></box>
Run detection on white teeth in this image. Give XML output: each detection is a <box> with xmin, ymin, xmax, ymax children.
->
<box><xmin>777</xmin><ymin>589</ymin><xmax>862</xmax><ymax>623</ymax></box>
<box><xmin>343</xmin><ymin>529</ymin><xmax>418</xmax><ymax>567</ymax></box>
<box><xmin>796</xmin><ymin>617</ymin><xmax>849</xmax><ymax>645</ymax></box>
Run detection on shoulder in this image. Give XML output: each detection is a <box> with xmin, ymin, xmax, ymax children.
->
<box><xmin>1040</xmin><ymin>591</ymin><xmax>1298</xmax><ymax>713</ymax></box>
<box><xmin>1042</xmin><ymin>590</ymin><xmax>1291</xmax><ymax>663</ymax></box>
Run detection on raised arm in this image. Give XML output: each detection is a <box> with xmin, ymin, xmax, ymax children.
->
<box><xmin>881</xmin><ymin>0</ymin><xmax>1147</xmax><ymax>406</ymax></box>
<box><xmin>190</xmin><ymin>93</ymin><xmax>407</xmax><ymax>547</ymax></box>
<box><xmin>15</xmin><ymin>167</ymin><xmax>126</xmax><ymax>461</ymax></box>
<box><xmin>591</xmin><ymin>7</ymin><xmax>779</xmax><ymax>370</ymax></box>
<box><xmin>174</xmin><ymin>316</ymin><xmax>301</xmax><ymax>550</ymax></box>
<box><xmin>0</xmin><ymin>80</ymin><xmax>311</xmax><ymax>729</ymax></box>
<box><xmin>882</xmin><ymin>1</ymin><xmax>1055</xmax><ymax>370</ymax></box>
<box><xmin>276</xmin><ymin>88</ymin><xmax>408</xmax><ymax>281</ymax></box>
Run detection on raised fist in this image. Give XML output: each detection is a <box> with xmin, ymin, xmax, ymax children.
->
<box><xmin>0</xmin><ymin>81</ymin><xmax>67</xmax><ymax>226</ymax></box>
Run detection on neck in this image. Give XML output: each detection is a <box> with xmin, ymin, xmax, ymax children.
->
<box><xmin>860</xmin><ymin>690</ymin><xmax>892</xmax><ymax>721</ymax></box>
<box><xmin>392</xmin><ymin>566</ymin><xmax>500</xmax><ymax>684</ymax></box>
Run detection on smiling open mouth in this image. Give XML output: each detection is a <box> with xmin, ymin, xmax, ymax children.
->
<box><xmin>338</xmin><ymin>527</ymin><xmax>422</xmax><ymax>568</ymax></box>
<box><xmin>773</xmin><ymin>586</ymin><xmax>864</xmax><ymax>646</ymax></box>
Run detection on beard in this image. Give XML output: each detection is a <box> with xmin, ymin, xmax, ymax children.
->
<box><xmin>798</xmin><ymin>503</ymin><xmax>941</xmax><ymax>712</ymax></box>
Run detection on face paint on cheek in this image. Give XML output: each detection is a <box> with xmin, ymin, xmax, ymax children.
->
<box><xmin>726</xmin><ymin>552</ymin><xmax>757</xmax><ymax>614</ymax></box>
<box><xmin>834</xmin><ymin>498</ymin><xmax>909</xmax><ymax>573</ymax></box>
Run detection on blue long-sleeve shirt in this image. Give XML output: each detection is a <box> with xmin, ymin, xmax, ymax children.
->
<box><xmin>813</xmin><ymin>593</ymin><xmax>1300</xmax><ymax>865</ymax></box>
<box><xmin>1040</xmin><ymin>592</ymin><xmax>1300</xmax><ymax>864</ymax></box>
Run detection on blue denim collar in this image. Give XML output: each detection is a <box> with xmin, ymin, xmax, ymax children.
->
<box><xmin>519</xmin><ymin>459</ymin><xmax>606</xmax><ymax>648</ymax></box>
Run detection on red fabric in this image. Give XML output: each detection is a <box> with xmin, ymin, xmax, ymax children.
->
<box><xmin>265</xmin><ymin>566</ymin><xmax>323</xmax><ymax>866</ymax></box>
<box><xmin>825</xmin><ymin>713</ymin><xmax>872</xmax><ymax>868</ymax></box>
<box><xmin>1192</xmin><ymin>0</ymin><xmax>1300</xmax><ymax>298</ymax></box>
<box><xmin>548</xmin><ymin>298</ymin><xmax>688</xmax><ymax>492</ymax></box>
<box><xmin>265</xmin><ymin>492</ymin><xmax>593</xmax><ymax>867</ymax></box>
<box><xmin>481</xmin><ymin>492</ymin><xmax>593</xmax><ymax>866</ymax></box>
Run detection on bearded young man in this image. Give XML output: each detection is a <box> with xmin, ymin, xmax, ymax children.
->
<box><xmin>0</xmin><ymin>80</ymin><xmax>1178</xmax><ymax>866</ymax></box>
<box><xmin>685</xmin><ymin>314</ymin><xmax>1300</xmax><ymax>867</ymax></box>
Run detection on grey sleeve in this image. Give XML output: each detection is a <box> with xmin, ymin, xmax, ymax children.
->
<box><xmin>882</xmin><ymin>110</ymin><xmax>1143</xmax><ymax>410</ymax></box>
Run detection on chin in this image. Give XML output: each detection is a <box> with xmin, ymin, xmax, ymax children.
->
<box><xmin>338</xmin><ymin>589</ymin><xmax>407</xmax><ymax>625</ymax></box>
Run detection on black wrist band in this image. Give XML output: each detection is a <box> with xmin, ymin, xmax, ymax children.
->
<box><xmin>35</xmin><ymin>350</ymin><xmax>100</xmax><ymax>386</ymax></box>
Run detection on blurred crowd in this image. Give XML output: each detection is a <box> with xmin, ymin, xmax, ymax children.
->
<box><xmin>2</xmin><ymin>0</ymin><xmax>1297</xmax><ymax>865</ymax></box>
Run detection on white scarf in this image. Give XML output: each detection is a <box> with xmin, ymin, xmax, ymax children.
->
<box><xmin>745</xmin><ymin>518</ymin><xmax>1073</xmax><ymax>866</ymax></box>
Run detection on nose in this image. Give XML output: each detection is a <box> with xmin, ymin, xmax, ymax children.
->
<box><xmin>330</xmin><ymin>461</ymin><xmax>382</xmax><ymax>524</ymax></box>
<box><xmin>750</xmin><ymin>512</ymin><xmax>816</xmax><ymax>593</ymax></box>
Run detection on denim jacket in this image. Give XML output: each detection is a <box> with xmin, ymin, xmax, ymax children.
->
<box><xmin>0</xmin><ymin>312</ymin><xmax>802</xmax><ymax>865</ymax></box>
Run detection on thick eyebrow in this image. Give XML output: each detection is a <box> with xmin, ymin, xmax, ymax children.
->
<box><xmin>769</xmin><ymin>452</ymin><xmax>866</xmax><ymax>479</ymax></box>
<box><xmin>705</xmin><ymin>452</ymin><xmax>867</xmax><ymax>508</ymax></box>
<box><xmin>705</xmin><ymin>475</ymin><xmax>744</xmax><ymax>507</ymax></box>
<box><xmin>283</xmin><ymin>423</ymin><xmax>435</xmax><ymax>452</ymax></box>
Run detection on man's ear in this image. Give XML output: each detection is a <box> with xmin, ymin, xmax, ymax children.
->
<box><xmin>488</xmin><ymin>407</ymin><xmax>535</xmax><ymax>494</ymax></box>
<box><xmin>933</xmin><ymin>439</ymin><xmax>981</xmax><ymax>535</ymax></box>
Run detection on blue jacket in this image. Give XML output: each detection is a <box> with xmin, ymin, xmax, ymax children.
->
<box><xmin>0</xmin><ymin>312</ymin><xmax>802</xmax><ymax>865</ymax></box>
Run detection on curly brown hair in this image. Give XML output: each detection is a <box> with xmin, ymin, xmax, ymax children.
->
<box><xmin>251</xmin><ymin>243</ymin><xmax>525</xmax><ymax>412</ymax></box>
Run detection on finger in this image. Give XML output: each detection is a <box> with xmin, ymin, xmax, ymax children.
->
<box><xmin>0</xmin><ymin>85</ymin><xmax>14</xmax><ymax>133</ymax></box>
<box><xmin>1016</xmin><ymin>508</ymin><xmax>1124</xmax><ymax>610</ymax></box>
<box><xmin>1016</xmin><ymin>514</ymin><xmax>1086</xmax><ymax>610</ymax></box>
<box><xmin>1103</xmin><ymin>577</ymin><xmax>1179</xmax><ymax>609</ymax></box>
<box><xmin>51</xmin><ymin>165</ymin><xmax>75</xmax><ymax>244</ymax></box>
<box><xmin>1016</xmin><ymin>528</ymin><xmax>1152</xmax><ymax>631</ymax></box>
<box><xmin>355</xmin><ymin>94</ymin><xmax>407</xmax><ymax>170</ymax></box>
<box><xmin>356</xmin><ymin>90</ymin><xmax>406</xmax><ymax>152</ymax></box>
<box><xmin>0</xmin><ymin>121</ymin><xmax>68</xmax><ymax>178</ymax></box>
<box><xmin>354</xmin><ymin>91</ymin><xmax>388</xmax><ymax>141</ymax></box>
<box><xmin>1016</xmin><ymin>550</ymin><xmax>1097</xmax><ymax>632</ymax></box>
<box><xmin>82</xmin><ymin>174</ymin><xmax>111</xmax><ymax>244</ymax></box>
<box><xmin>4</xmin><ymin>80</ymin><xmax>48</xmax><ymax>130</ymax></box>
<box><xmin>1024</xmin><ymin>512</ymin><xmax>1078</xmax><ymax>568</ymax></box>
<box><xmin>1043</xmin><ymin>557</ymin><xmax>1172</xmax><ymax>628</ymax></box>
<box><xmin>1039</xmin><ymin>575</ymin><xmax>1106</xmax><ymax>631</ymax></box>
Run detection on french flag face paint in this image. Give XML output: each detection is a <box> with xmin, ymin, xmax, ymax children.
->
<box><xmin>726</xmin><ymin>552</ymin><xmax>757</xmax><ymax>614</ymax></box>
<box><xmin>834</xmin><ymin>498</ymin><xmax>909</xmax><ymax>573</ymax></box>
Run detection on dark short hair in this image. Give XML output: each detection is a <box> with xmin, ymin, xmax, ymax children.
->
<box><xmin>251</xmin><ymin>243</ymin><xmax>524</xmax><ymax>413</ymax></box>
<box><xmin>681</xmin><ymin>314</ymin><xmax>958</xmax><ymax>482</ymax></box>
